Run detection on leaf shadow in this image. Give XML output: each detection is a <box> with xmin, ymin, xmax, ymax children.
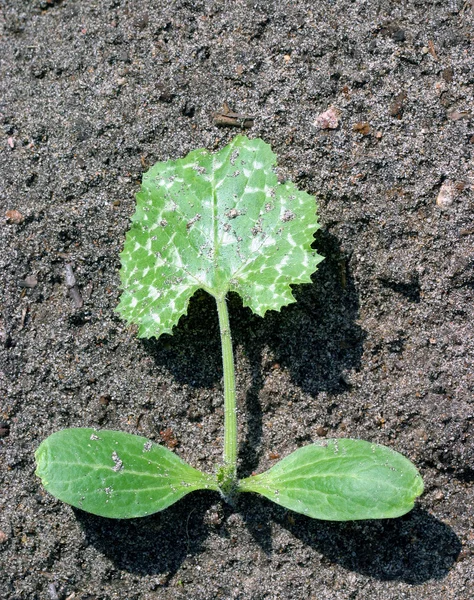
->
<box><xmin>236</xmin><ymin>496</ymin><xmax>461</xmax><ymax>584</ymax></box>
<box><xmin>74</xmin><ymin>490</ymin><xmax>217</xmax><ymax>580</ymax></box>
<box><xmin>141</xmin><ymin>288</ymin><xmax>222</xmax><ymax>389</ymax></box>
<box><xmin>234</xmin><ymin>231</ymin><xmax>364</xmax><ymax>475</ymax></box>
<box><xmin>246</xmin><ymin>230</ymin><xmax>364</xmax><ymax>398</ymax></box>
<box><xmin>143</xmin><ymin>231</ymin><xmax>365</xmax><ymax>476</ymax></box>
<box><xmin>75</xmin><ymin>494</ymin><xmax>461</xmax><ymax>585</ymax></box>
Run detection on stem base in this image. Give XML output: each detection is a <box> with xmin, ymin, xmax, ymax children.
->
<box><xmin>216</xmin><ymin>464</ymin><xmax>238</xmax><ymax>502</ymax></box>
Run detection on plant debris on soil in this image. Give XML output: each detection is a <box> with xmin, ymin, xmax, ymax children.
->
<box><xmin>1</xmin><ymin>1</ymin><xmax>473</xmax><ymax>599</ymax></box>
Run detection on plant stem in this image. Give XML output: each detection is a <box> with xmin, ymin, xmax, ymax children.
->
<box><xmin>215</xmin><ymin>294</ymin><xmax>237</xmax><ymax>495</ymax></box>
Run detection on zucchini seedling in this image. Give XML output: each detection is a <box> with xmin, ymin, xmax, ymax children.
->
<box><xmin>36</xmin><ymin>136</ymin><xmax>423</xmax><ymax>520</ymax></box>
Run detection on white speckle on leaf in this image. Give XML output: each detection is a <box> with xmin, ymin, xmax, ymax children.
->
<box><xmin>111</xmin><ymin>451</ymin><xmax>123</xmax><ymax>472</ymax></box>
<box><xmin>143</xmin><ymin>441</ymin><xmax>153</xmax><ymax>452</ymax></box>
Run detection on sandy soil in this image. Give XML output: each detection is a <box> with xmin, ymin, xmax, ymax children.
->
<box><xmin>1</xmin><ymin>1</ymin><xmax>473</xmax><ymax>598</ymax></box>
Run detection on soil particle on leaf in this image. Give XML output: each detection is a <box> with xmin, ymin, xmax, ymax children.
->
<box><xmin>111</xmin><ymin>451</ymin><xmax>123</xmax><ymax>472</ymax></box>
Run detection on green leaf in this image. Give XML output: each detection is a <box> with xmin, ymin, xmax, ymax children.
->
<box><xmin>239</xmin><ymin>439</ymin><xmax>424</xmax><ymax>521</ymax></box>
<box><xmin>35</xmin><ymin>428</ymin><xmax>218</xmax><ymax>519</ymax></box>
<box><xmin>116</xmin><ymin>135</ymin><xmax>323</xmax><ymax>338</ymax></box>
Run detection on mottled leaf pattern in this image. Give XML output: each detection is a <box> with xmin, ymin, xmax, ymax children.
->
<box><xmin>117</xmin><ymin>136</ymin><xmax>323</xmax><ymax>338</ymax></box>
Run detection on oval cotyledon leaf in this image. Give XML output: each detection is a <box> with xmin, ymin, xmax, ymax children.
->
<box><xmin>116</xmin><ymin>135</ymin><xmax>323</xmax><ymax>338</ymax></box>
<box><xmin>239</xmin><ymin>439</ymin><xmax>424</xmax><ymax>521</ymax></box>
<box><xmin>35</xmin><ymin>429</ymin><xmax>218</xmax><ymax>518</ymax></box>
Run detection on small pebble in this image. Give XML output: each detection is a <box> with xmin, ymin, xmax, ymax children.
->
<box><xmin>48</xmin><ymin>583</ymin><xmax>59</xmax><ymax>600</ymax></box>
<box><xmin>436</xmin><ymin>181</ymin><xmax>456</xmax><ymax>208</ymax></box>
<box><xmin>156</xmin><ymin>82</ymin><xmax>173</xmax><ymax>103</ymax></box>
<box><xmin>389</xmin><ymin>91</ymin><xmax>407</xmax><ymax>118</ymax></box>
<box><xmin>69</xmin><ymin>286</ymin><xmax>84</xmax><ymax>308</ymax></box>
<box><xmin>19</xmin><ymin>275</ymin><xmax>37</xmax><ymax>289</ymax></box>
<box><xmin>352</xmin><ymin>122</ymin><xmax>371</xmax><ymax>136</ymax></box>
<box><xmin>5</xmin><ymin>209</ymin><xmax>24</xmax><ymax>224</ymax></box>
<box><xmin>314</xmin><ymin>106</ymin><xmax>341</xmax><ymax>130</ymax></box>
<box><xmin>65</xmin><ymin>264</ymin><xmax>76</xmax><ymax>288</ymax></box>
<box><xmin>0</xmin><ymin>530</ymin><xmax>8</xmax><ymax>543</ymax></box>
<box><xmin>447</xmin><ymin>109</ymin><xmax>470</xmax><ymax>121</ymax></box>
<box><xmin>65</xmin><ymin>264</ymin><xmax>84</xmax><ymax>307</ymax></box>
<box><xmin>392</xmin><ymin>29</ymin><xmax>406</xmax><ymax>42</ymax></box>
<box><xmin>99</xmin><ymin>394</ymin><xmax>111</xmax><ymax>406</ymax></box>
<box><xmin>204</xmin><ymin>507</ymin><xmax>224</xmax><ymax>527</ymax></box>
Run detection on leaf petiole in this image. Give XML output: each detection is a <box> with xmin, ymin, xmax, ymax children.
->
<box><xmin>215</xmin><ymin>293</ymin><xmax>238</xmax><ymax>499</ymax></box>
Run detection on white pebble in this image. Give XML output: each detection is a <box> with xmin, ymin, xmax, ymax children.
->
<box><xmin>436</xmin><ymin>181</ymin><xmax>456</xmax><ymax>208</ymax></box>
<box><xmin>314</xmin><ymin>106</ymin><xmax>341</xmax><ymax>130</ymax></box>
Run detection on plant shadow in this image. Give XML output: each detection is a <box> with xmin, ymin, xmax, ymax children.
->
<box><xmin>76</xmin><ymin>494</ymin><xmax>460</xmax><ymax>585</ymax></box>
<box><xmin>79</xmin><ymin>230</ymin><xmax>460</xmax><ymax>585</ymax></box>
<box><xmin>143</xmin><ymin>231</ymin><xmax>364</xmax><ymax>476</ymax></box>
<box><xmin>74</xmin><ymin>491</ymin><xmax>216</xmax><ymax>580</ymax></box>
<box><xmin>236</xmin><ymin>497</ymin><xmax>461</xmax><ymax>584</ymax></box>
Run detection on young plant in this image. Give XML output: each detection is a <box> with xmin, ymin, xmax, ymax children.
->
<box><xmin>35</xmin><ymin>136</ymin><xmax>423</xmax><ymax>520</ymax></box>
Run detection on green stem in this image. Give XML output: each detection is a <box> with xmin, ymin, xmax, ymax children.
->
<box><xmin>215</xmin><ymin>294</ymin><xmax>237</xmax><ymax>496</ymax></box>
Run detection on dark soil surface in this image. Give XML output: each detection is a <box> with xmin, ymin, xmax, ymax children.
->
<box><xmin>1</xmin><ymin>1</ymin><xmax>473</xmax><ymax>598</ymax></box>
